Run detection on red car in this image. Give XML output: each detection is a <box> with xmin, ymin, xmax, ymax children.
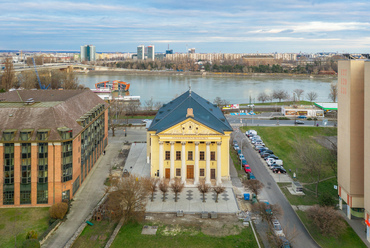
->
<box><xmin>244</xmin><ymin>165</ymin><xmax>252</xmax><ymax>173</ymax></box>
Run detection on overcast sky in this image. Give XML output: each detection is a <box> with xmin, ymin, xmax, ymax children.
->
<box><xmin>0</xmin><ymin>0</ymin><xmax>369</xmax><ymax>53</ymax></box>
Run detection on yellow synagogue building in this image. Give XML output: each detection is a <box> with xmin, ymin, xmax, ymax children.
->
<box><xmin>146</xmin><ymin>90</ymin><xmax>233</xmax><ymax>185</ymax></box>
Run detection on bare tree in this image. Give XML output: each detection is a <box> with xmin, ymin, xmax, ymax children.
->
<box><xmin>198</xmin><ymin>180</ymin><xmax>210</xmax><ymax>202</ymax></box>
<box><xmin>61</xmin><ymin>70</ymin><xmax>80</xmax><ymax>89</ymax></box>
<box><xmin>144</xmin><ymin>97</ymin><xmax>154</xmax><ymax>111</ymax></box>
<box><xmin>306</xmin><ymin>91</ymin><xmax>318</xmax><ymax>102</ymax></box>
<box><xmin>294</xmin><ymin>138</ymin><xmax>329</xmax><ymax>197</ymax></box>
<box><xmin>328</xmin><ymin>82</ymin><xmax>338</xmax><ymax>102</ymax></box>
<box><xmin>159</xmin><ymin>180</ymin><xmax>169</xmax><ymax>202</ymax></box>
<box><xmin>213</xmin><ymin>185</ymin><xmax>225</xmax><ymax>203</ymax></box>
<box><xmin>293</xmin><ymin>89</ymin><xmax>304</xmax><ymax>101</ymax></box>
<box><xmin>307</xmin><ymin>205</ymin><xmax>346</xmax><ymax>237</ymax></box>
<box><xmin>257</xmin><ymin>92</ymin><xmax>269</xmax><ymax>103</ymax></box>
<box><xmin>252</xmin><ymin>201</ymin><xmax>283</xmax><ymax>223</ymax></box>
<box><xmin>154</xmin><ymin>101</ymin><xmax>163</xmax><ymax>110</ymax></box>
<box><xmin>17</xmin><ymin>70</ymin><xmax>38</xmax><ymax>89</ymax></box>
<box><xmin>213</xmin><ymin>97</ymin><xmax>229</xmax><ymax>109</ymax></box>
<box><xmin>1</xmin><ymin>58</ymin><xmax>16</xmax><ymax>91</ymax></box>
<box><xmin>109</xmin><ymin>100</ymin><xmax>126</xmax><ymax>137</ymax></box>
<box><xmin>242</xmin><ymin>178</ymin><xmax>264</xmax><ymax>197</ymax></box>
<box><xmin>272</xmin><ymin>90</ymin><xmax>289</xmax><ymax>102</ymax></box>
<box><xmin>170</xmin><ymin>178</ymin><xmax>185</xmax><ymax>202</ymax></box>
<box><xmin>105</xmin><ymin>175</ymin><xmax>150</xmax><ymax>223</ymax></box>
<box><xmin>126</xmin><ymin>102</ymin><xmax>141</xmax><ymax>117</ymax></box>
<box><xmin>147</xmin><ymin>177</ymin><xmax>159</xmax><ymax>202</ymax></box>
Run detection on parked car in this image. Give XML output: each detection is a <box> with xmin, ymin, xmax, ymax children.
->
<box><xmin>294</xmin><ymin>120</ymin><xmax>304</xmax><ymax>125</ymax></box>
<box><xmin>234</xmin><ymin>145</ymin><xmax>240</xmax><ymax>150</ymax></box>
<box><xmin>267</xmin><ymin>158</ymin><xmax>283</xmax><ymax>166</ymax></box>
<box><xmin>239</xmin><ymin>154</ymin><xmax>245</xmax><ymax>161</ymax></box>
<box><xmin>297</xmin><ymin>115</ymin><xmax>307</xmax><ymax>119</ymax></box>
<box><xmin>237</xmin><ymin>149</ymin><xmax>242</xmax><ymax>154</ymax></box>
<box><xmin>272</xmin><ymin>218</ymin><xmax>285</xmax><ymax>236</ymax></box>
<box><xmin>258</xmin><ymin>147</ymin><xmax>269</xmax><ymax>153</ymax></box>
<box><xmin>254</xmin><ymin>145</ymin><xmax>265</xmax><ymax>150</ymax></box>
<box><xmin>233</xmin><ymin>140</ymin><xmax>238</xmax><ymax>146</ymax></box>
<box><xmin>279</xmin><ymin>236</ymin><xmax>291</xmax><ymax>248</ymax></box>
<box><xmin>247</xmin><ymin>172</ymin><xmax>256</xmax><ymax>180</ymax></box>
<box><xmin>244</xmin><ymin>165</ymin><xmax>252</xmax><ymax>173</ymax></box>
<box><xmin>269</xmin><ymin>163</ymin><xmax>281</xmax><ymax>170</ymax></box>
<box><xmin>246</xmin><ymin>130</ymin><xmax>257</xmax><ymax>137</ymax></box>
<box><xmin>254</xmin><ymin>141</ymin><xmax>265</xmax><ymax>147</ymax></box>
<box><xmin>241</xmin><ymin>159</ymin><xmax>248</xmax><ymax>165</ymax></box>
<box><xmin>273</xmin><ymin>166</ymin><xmax>287</xmax><ymax>174</ymax></box>
<box><xmin>261</xmin><ymin>151</ymin><xmax>274</xmax><ymax>158</ymax></box>
<box><xmin>264</xmin><ymin>154</ymin><xmax>279</xmax><ymax>160</ymax></box>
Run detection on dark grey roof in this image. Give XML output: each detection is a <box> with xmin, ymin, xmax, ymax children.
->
<box><xmin>148</xmin><ymin>90</ymin><xmax>233</xmax><ymax>134</ymax></box>
<box><xmin>0</xmin><ymin>90</ymin><xmax>107</xmax><ymax>141</ymax></box>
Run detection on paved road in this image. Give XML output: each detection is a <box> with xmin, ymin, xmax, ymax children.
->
<box><xmin>42</xmin><ymin>128</ymin><xmax>147</xmax><ymax>248</ymax></box>
<box><xmin>234</xmin><ymin>129</ymin><xmax>319</xmax><ymax>248</ymax></box>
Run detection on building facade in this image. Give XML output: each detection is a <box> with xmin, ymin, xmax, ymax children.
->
<box><xmin>147</xmin><ymin>90</ymin><xmax>232</xmax><ymax>185</ymax></box>
<box><xmin>137</xmin><ymin>45</ymin><xmax>144</xmax><ymax>60</ymax></box>
<box><xmin>147</xmin><ymin>45</ymin><xmax>155</xmax><ymax>61</ymax></box>
<box><xmin>337</xmin><ymin>60</ymin><xmax>370</xmax><ymax>242</ymax></box>
<box><xmin>0</xmin><ymin>90</ymin><xmax>108</xmax><ymax>207</ymax></box>
<box><xmin>80</xmin><ymin>45</ymin><xmax>96</xmax><ymax>62</ymax></box>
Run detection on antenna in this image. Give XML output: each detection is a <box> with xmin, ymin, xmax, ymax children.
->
<box><xmin>189</xmin><ymin>83</ymin><xmax>192</xmax><ymax>95</ymax></box>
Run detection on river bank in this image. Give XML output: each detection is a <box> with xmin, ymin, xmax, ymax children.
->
<box><xmin>80</xmin><ymin>68</ymin><xmax>337</xmax><ymax>80</ymax></box>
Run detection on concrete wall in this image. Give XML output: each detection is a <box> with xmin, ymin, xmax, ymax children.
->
<box><xmin>338</xmin><ymin>60</ymin><xmax>364</xmax><ymax>208</ymax></box>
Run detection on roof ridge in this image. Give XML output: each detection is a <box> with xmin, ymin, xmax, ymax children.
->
<box><xmin>150</xmin><ymin>91</ymin><xmax>190</xmax><ymax>129</ymax></box>
<box><xmin>190</xmin><ymin>93</ymin><xmax>231</xmax><ymax>130</ymax></box>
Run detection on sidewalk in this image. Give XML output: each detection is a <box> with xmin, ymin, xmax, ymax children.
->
<box><xmin>42</xmin><ymin>132</ymin><xmax>126</xmax><ymax>248</ymax></box>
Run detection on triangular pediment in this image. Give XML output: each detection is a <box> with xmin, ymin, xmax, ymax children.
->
<box><xmin>159</xmin><ymin>119</ymin><xmax>220</xmax><ymax>135</ymax></box>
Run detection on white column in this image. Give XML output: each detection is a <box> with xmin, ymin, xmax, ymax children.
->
<box><xmin>170</xmin><ymin>141</ymin><xmax>175</xmax><ymax>180</ymax></box>
<box><xmin>347</xmin><ymin>205</ymin><xmax>351</xmax><ymax>219</ymax></box>
<box><xmin>339</xmin><ymin>196</ymin><xmax>343</xmax><ymax>210</ymax></box>
<box><xmin>159</xmin><ymin>141</ymin><xmax>164</xmax><ymax>178</ymax></box>
<box><xmin>217</xmin><ymin>142</ymin><xmax>222</xmax><ymax>185</ymax></box>
<box><xmin>194</xmin><ymin>142</ymin><xmax>199</xmax><ymax>184</ymax></box>
<box><xmin>205</xmin><ymin>142</ymin><xmax>211</xmax><ymax>184</ymax></box>
<box><xmin>181</xmin><ymin>142</ymin><xmax>186</xmax><ymax>183</ymax></box>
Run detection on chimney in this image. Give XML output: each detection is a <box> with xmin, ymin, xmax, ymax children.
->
<box><xmin>186</xmin><ymin>108</ymin><xmax>194</xmax><ymax>118</ymax></box>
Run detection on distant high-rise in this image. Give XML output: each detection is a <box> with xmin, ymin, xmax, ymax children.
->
<box><xmin>137</xmin><ymin>45</ymin><xmax>145</xmax><ymax>60</ymax></box>
<box><xmin>166</xmin><ymin>49</ymin><xmax>173</xmax><ymax>55</ymax></box>
<box><xmin>80</xmin><ymin>45</ymin><xmax>96</xmax><ymax>62</ymax></box>
<box><xmin>188</xmin><ymin>48</ymin><xmax>195</xmax><ymax>54</ymax></box>
<box><xmin>147</xmin><ymin>45</ymin><xmax>155</xmax><ymax>61</ymax></box>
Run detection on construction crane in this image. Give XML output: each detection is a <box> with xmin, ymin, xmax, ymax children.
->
<box><xmin>32</xmin><ymin>57</ymin><xmax>50</xmax><ymax>89</ymax></box>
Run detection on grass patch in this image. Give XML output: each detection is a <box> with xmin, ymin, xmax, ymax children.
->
<box><xmin>0</xmin><ymin>207</ymin><xmax>50</xmax><ymax>248</ymax></box>
<box><xmin>72</xmin><ymin>219</ymin><xmax>118</xmax><ymax>248</ymax></box>
<box><xmin>279</xmin><ymin>183</ymin><xmax>319</xmax><ymax>206</ymax></box>
<box><xmin>296</xmin><ymin>210</ymin><xmax>366</xmax><ymax>248</ymax></box>
<box><xmin>229</xmin><ymin>146</ymin><xmax>243</xmax><ymax>176</ymax></box>
<box><xmin>241</xmin><ymin>126</ymin><xmax>337</xmax><ymax>183</ymax></box>
<box><xmin>111</xmin><ymin>222</ymin><xmax>258</xmax><ymax>248</ymax></box>
<box><xmin>240</xmin><ymin>101</ymin><xmax>313</xmax><ymax>106</ymax></box>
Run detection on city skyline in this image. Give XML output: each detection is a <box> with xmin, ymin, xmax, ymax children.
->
<box><xmin>0</xmin><ymin>0</ymin><xmax>369</xmax><ymax>53</ymax></box>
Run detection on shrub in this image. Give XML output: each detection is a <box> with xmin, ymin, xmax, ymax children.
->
<box><xmin>22</xmin><ymin>239</ymin><xmax>40</xmax><ymax>248</ymax></box>
<box><xmin>49</xmin><ymin>202</ymin><xmax>68</xmax><ymax>219</ymax></box>
<box><xmin>307</xmin><ymin>205</ymin><xmax>346</xmax><ymax>237</ymax></box>
<box><xmin>26</xmin><ymin>230</ymin><xmax>38</xmax><ymax>240</ymax></box>
<box><xmin>319</xmin><ymin>192</ymin><xmax>337</xmax><ymax>207</ymax></box>
<box><xmin>307</xmin><ymin>117</ymin><xmax>312</xmax><ymax>120</ymax></box>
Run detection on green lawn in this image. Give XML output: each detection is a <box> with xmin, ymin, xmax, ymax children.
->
<box><xmin>296</xmin><ymin>210</ymin><xmax>366</xmax><ymax>248</ymax></box>
<box><xmin>240</xmin><ymin>101</ymin><xmax>314</xmax><ymax>106</ymax></box>
<box><xmin>110</xmin><ymin>222</ymin><xmax>258</xmax><ymax>248</ymax></box>
<box><xmin>241</xmin><ymin>126</ymin><xmax>336</xmax><ymax>183</ymax></box>
<box><xmin>72</xmin><ymin>219</ymin><xmax>118</xmax><ymax>248</ymax></box>
<box><xmin>0</xmin><ymin>207</ymin><xmax>50</xmax><ymax>248</ymax></box>
<box><xmin>229</xmin><ymin>145</ymin><xmax>243</xmax><ymax>176</ymax></box>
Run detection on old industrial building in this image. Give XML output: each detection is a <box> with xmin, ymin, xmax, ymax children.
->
<box><xmin>337</xmin><ymin>60</ymin><xmax>370</xmax><ymax>242</ymax></box>
<box><xmin>0</xmin><ymin>90</ymin><xmax>108</xmax><ymax>207</ymax></box>
<box><xmin>146</xmin><ymin>90</ymin><xmax>233</xmax><ymax>185</ymax></box>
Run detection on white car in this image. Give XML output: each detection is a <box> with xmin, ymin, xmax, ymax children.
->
<box><xmin>272</xmin><ymin>219</ymin><xmax>285</xmax><ymax>237</ymax></box>
<box><xmin>142</xmin><ymin>119</ymin><xmax>150</xmax><ymax>123</ymax></box>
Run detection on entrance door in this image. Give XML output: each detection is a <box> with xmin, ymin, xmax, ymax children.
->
<box><xmin>165</xmin><ymin>168</ymin><xmax>170</xmax><ymax>179</ymax></box>
<box><xmin>187</xmin><ymin>165</ymin><xmax>194</xmax><ymax>179</ymax></box>
<box><xmin>211</xmin><ymin>169</ymin><xmax>216</xmax><ymax>179</ymax></box>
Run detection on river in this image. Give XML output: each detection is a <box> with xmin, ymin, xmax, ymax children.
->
<box><xmin>77</xmin><ymin>73</ymin><xmax>336</xmax><ymax>104</ymax></box>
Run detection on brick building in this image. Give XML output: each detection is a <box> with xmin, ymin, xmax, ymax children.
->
<box><xmin>0</xmin><ymin>90</ymin><xmax>108</xmax><ymax>207</ymax></box>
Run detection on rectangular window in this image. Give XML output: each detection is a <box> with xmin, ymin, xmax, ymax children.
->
<box><xmin>20</xmin><ymin>131</ymin><xmax>32</xmax><ymax>141</ymax></box>
<box><xmin>211</xmin><ymin>151</ymin><xmax>216</xmax><ymax>161</ymax></box>
<box><xmin>200</xmin><ymin>151</ymin><xmax>205</xmax><ymax>161</ymax></box>
<box><xmin>188</xmin><ymin>151</ymin><xmax>193</xmax><ymax>161</ymax></box>
<box><xmin>211</xmin><ymin>169</ymin><xmax>216</xmax><ymax>179</ymax></box>
<box><xmin>3</xmin><ymin>131</ymin><xmax>15</xmax><ymax>141</ymax></box>
<box><xmin>4</xmin><ymin>143</ymin><xmax>14</xmax><ymax>184</ymax></box>
<box><xmin>62</xmin><ymin>141</ymin><xmax>73</xmax><ymax>182</ymax></box>
<box><xmin>176</xmin><ymin>168</ymin><xmax>181</xmax><ymax>177</ymax></box>
<box><xmin>200</xmin><ymin>168</ymin><xmax>205</xmax><ymax>177</ymax></box>
<box><xmin>37</xmin><ymin>189</ymin><xmax>48</xmax><ymax>204</ymax></box>
<box><xmin>165</xmin><ymin>151</ymin><xmax>170</xmax><ymax>160</ymax></box>
<box><xmin>38</xmin><ymin>143</ymin><xmax>48</xmax><ymax>183</ymax></box>
<box><xmin>20</xmin><ymin>190</ymin><xmax>31</xmax><ymax>204</ymax></box>
<box><xmin>3</xmin><ymin>190</ymin><xmax>14</xmax><ymax>205</ymax></box>
<box><xmin>21</xmin><ymin>143</ymin><xmax>31</xmax><ymax>184</ymax></box>
<box><xmin>176</xmin><ymin>151</ymin><xmax>181</xmax><ymax>160</ymax></box>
